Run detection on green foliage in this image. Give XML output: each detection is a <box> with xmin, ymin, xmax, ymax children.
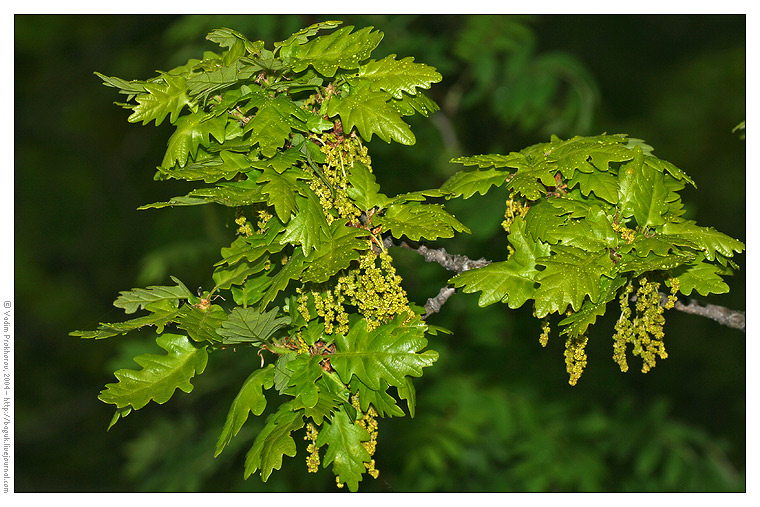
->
<box><xmin>447</xmin><ymin>133</ymin><xmax>744</xmax><ymax>383</ymax></box>
<box><xmin>76</xmin><ymin>21</ymin><xmax>743</xmax><ymax>492</ymax></box>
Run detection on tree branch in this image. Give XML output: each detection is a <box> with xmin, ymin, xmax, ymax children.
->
<box><xmin>392</xmin><ymin>239</ymin><xmax>745</xmax><ymax>331</ymax></box>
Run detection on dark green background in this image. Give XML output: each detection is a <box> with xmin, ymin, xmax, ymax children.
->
<box><xmin>14</xmin><ymin>14</ymin><xmax>745</xmax><ymax>492</ymax></box>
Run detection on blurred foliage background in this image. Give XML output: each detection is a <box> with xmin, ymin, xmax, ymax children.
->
<box><xmin>14</xmin><ymin>14</ymin><xmax>745</xmax><ymax>492</ymax></box>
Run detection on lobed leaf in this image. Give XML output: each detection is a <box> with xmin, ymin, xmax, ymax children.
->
<box><xmin>113</xmin><ymin>276</ymin><xmax>193</xmax><ymax>314</ymax></box>
<box><xmin>289</xmin><ymin>25</ymin><xmax>383</xmax><ymax>77</ymax></box>
<box><xmin>128</xmin><ymin>73</ymin><xmax>192</xmax><ymax>126</ymax></box>
<box><xmin>99</xmin><ymin>333</ymin><xmax>208</xmax><ymax>411</ymax></box>
<box><xmin>215</xmin><ymin>364</ymin><xmax>274</xmax><ymax>457</ymax></box>
<box><xmin>440</xmin><ymin>167</ymin><xmax>509</xmax><ymax>199</ymax></box>
<box><xmin>301</xmin><ymin>220</ymin><xmax>371</xmax><ymax>284</ymax></box>
<box><xmin>326</xmin><ymin>80</ymin><xmax>415</xmax><ymax>145</ymax></box>
<box><xmin>216</xmin><ymin>306</ymin><xmax>291</xmax><ymax>345</ymax></box>
<box><xmin>244</xmin><ymin>401</ymin><xmax>305</xmax><ymax>481</ymax></box>
<box><xmin>331</xmin><ymin>315</ymin><xmax>438</xmax><ymax>391</ymax></box>
<box><xmin>315</xmin><ymin>408</ymin><xmax>371</xmax><ymax>492</ymax></box>
<box><xmin>377</xmin><ymin>202</ymin><xmax>470</xmax><ymax>241</ymax></box>
<box><xmin>357</xmin><ymin>54</ymin><xmax>442</xmax><ymax>99</ymax></box>
<box><xmin>533</xmin><ymin>245</ymin><xmax>615</xmax><ymax>318</ymax></box>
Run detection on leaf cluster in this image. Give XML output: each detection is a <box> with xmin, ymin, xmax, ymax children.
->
<box><xmin>78</xmin><ymin>21</ymin><xmax>454</xmax><ymax>491</ymax></box>
<box><xmin>446</xmin><ymin>133</ymin><xmax>743</xmax><ymax>380</ymax></box>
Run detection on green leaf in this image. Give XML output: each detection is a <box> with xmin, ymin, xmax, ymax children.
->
<box><xmin>331</xmin><ymin>315</ymin><xmax>438</xmax><ymax>391</ymax></box>
<box><xmin>352</xmin><ymin>378</ymin><xmax>405</xmax><ymax>418</ymax></box>
<box><xmin>286</xmin><ymin>355</ymin><xmax>324</xmax><ymax>409</ymax></box>
<box><xmin>216</xmin><ymin>306</ymin><xmax>291</xmax><ymax>345</ymax></box>
<box><xmin>212</xmin><ymin>258</ymin><xmax>269</xmax><ymax>291</ymax></box>
<box><xmin>567</xmin><ymin>169</ymin><xmax>620</xmax><ymax>204</ymax></box>
<box><xmin>70</xmin><ymin>306</ymin><xmax>180</xmax><ymax>340</ymax></box>
<box><xmin>377</xmin><ymin>202</ymin><xmax>470</xmax><ymax>241</ymax></box>
<box><xmin>128</xmin><ymin>73</ymin><xmax>192</xmax><ymax>126</ymax></box>
<box><xmin>397</xmin><ymin>377</ymin><xmax>417</xmax><ymax>418</ymax></box>
<box><xmin>617</xmin><ymin>251</ymin><xmax>694</xmax><ymax>277</ymax></box>
<box><xmin>523</xmin><ymin>199</ymin><xmax>568</xmax><ymax>244</ymax></box>
<box><xmin>504</xmin><ymin>153</ymin><xmax>557</xmax><ymax>200</ymax></box>
<box><xmin>158</xmin><ymin>150</ymin><xmax>252</xmax><ymax>183</ymax></box>
<box><xmin>259</xmin><ymin>249</ymin><xmax>307</xmax><ymax>308</ymax></box>
<box><xmin>95</xmin><ymin>71</ymin><xmax>148</xmax><ymax>100</ymax></box>
<box><xmin>662</xmin><ymin>220</ymin><xmax>745</xmax><ymax>261</ymax></box>
<box><xmin>256</xmin><ymin>166</ymin><xmax>311</xmax><ymax>223</ymax></box>
<box><xmin>99</xmin><ymin>333</ymin><xmax>208</xmax><ymax>410</ymax></box>
<box><xmin>244</xmin><ymin>401</ymin><xmax>304</xmax><ymax>481</ymax></box>
<box><xmin>113</xmin><ymin>276</ymin><xmax>193</xmax><ymax>314</ymax></box>
<box><xmin>215</xmin><ymin>364</ymin><xmax>274</xmax><ymax>457</ymax></box>
<box><xmin>440</xmin><ymin>167</ymin><xmax>509</xmax><ymax>199</ymax></box>
<box><xmin>289</xmin><ymin>25</ymin><xmax>383</xmax><ymax>77</ymax></box>
<box><xmin>357</xmin><ymin>54</ymin><xmax>442</xmax><ymax>99</ymax></box>
<box><xmin>161</xmin><ymin>112</ymin><xmax>228</xmax><ymax>168</ymax></box>
<box><xmin>186</xmin><ymin>60</ymin><xmax>259</xmax><ymax>104</ymax></box>
<box><xmin>551</xmin><ymin>134</ymin><xmax>633</xmax><ymax>179</ymax></box>
<box><xmin>279</xmin><ymin>191</ymin><xmax>331</xmax><ymax>254</ymax></box>
<box><xmin>315</xmin><ymin>408</ymin><xmax>371</xmax><ymax>492</ymax></box>
<box><xmin>617</xmin><ymin>146</ymin><xmax>669</xmax><ymax>228</ymax></box>
<box><xmin>326</xmin><ymin>80</ymin><xmax>415</xmax><ymax>145</ymax></box>
<box><xmin>671</xmin><ymin>255</ymin><xmax>731</xmax><ymax>296</ymax></box>
<box><xmin>217</xmin><ymin>223</ymin><xmax>285</xmax><ymax>266</ymax></box>
<box><xmin>245</xmin><ymin>96</ymin><xmax>308</xmax><ymax>157</ymax></box>
<box><xmin>450</xmin><ymin>153</ymin><xmax>514</xmax><ymax>168</ymax></box>
<box><xmin>250</xmin><ymin>147</ymin><xmax>304</xmax><ymax>174</ymax></box>
<box><xmin>450</xmin><ymin>217</ymin><xmax>549</xmax><ymax>307</ymax></box>
<box><xmin>533</xmin><ymin>245</ymin><xmax>615</xmax><ymax>318</ymax></box>
<box><xmin>275</xmin><ymin>20</ymin><xmax>343</xmax><ymax>57</ymax></box>
<box><xmin>559</xmin><ymin>276</ymin><xmax>627</xmax><ymax>338</ymax></box>
<box><xmin>301</xmin><ymin>220</ymin><xmax>371</xmax><ymax>284</ymax></box>
<box><xmin>346</xmin><ymin>160</ymin><xmax>390</xmax><ymax>211</ymax></box>
<box><xmin>388</xmin><ymin>91</ymin><xmax>440</xmax><ymax>118</ymax></box>
<box><xmin>231</xmin><ymin>274</ymin><xmax>273</xmax><ymax>307</ymax></box>
<box><xmin>176</xmin><ymin>304</ymin><xmax>227</xmax><ymax>344</ymax></box>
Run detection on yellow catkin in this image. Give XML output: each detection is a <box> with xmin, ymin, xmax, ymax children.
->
<box><xmin>564</xmin><ymin>335</ymin><xmax>589</xmax><ymax>386</ymax></box>
<box><xmin>539</xmin><ymin>319</ymin><xmax>551</xmax><ymax>347</ymax></box>
<box><xmin>304</xmin><ymin>423</ymin><xmax>320</xmax><ymax>473</ymax></box>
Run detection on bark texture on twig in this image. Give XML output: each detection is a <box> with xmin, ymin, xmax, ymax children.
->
<box><xmin>392</xmin><ymin>239</ymin><xmax>745</xmax><ymax>331</ymax></box>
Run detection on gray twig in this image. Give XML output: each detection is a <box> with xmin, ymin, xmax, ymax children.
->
<box><xmin>391</xmin><ymin>238</ymin><xmax>745</xmax><ymax>331</ymax></box>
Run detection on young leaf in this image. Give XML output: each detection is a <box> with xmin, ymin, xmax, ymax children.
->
<box><xmin>259</xmin><ymin>249</ymin><xmax>307</xmax><ymax>309</ymax></box>
<box><xmin>315</xmin><ymin>408</ymin><xmax>372</xmax><ymax>492</ymax></box>
<box><xmin>558</xmin><ymin>276</ymin><xmax>627</xmax><ymax>338</ymax></box>
<box><xmin>346</xmin><ymin>160</ymin><xmax>390</xmax><ymax>211</ymax></box>
<box><xmin>440</xmin><ymin>167</ymin><xmax>509</xmax><ymax>199</ymax></box>
<box><xmin>98</xmin><ymin>333</ymin><xmax>209</xmax><ymax>411</ymax></box>
<box><xmin>326</xmin><ymin>80</ymin><xmax>415</xmax><ymax>145</ymax></box>
<box><xmin>450</xmin><ymin>216</ymin><xmax>550</xmax><ymax>307</ymax></box>
<box><xmin>671</xmin><ymin>255</ymin><xmax>731</xmax><ymax>296</ymax></box>
<box><xmin>377</xmin><ymin>202</ymin><xmax>470</xmax><ymax>241</ymax></box>
<box><xmin>113</xmin><ymin>276</ymin><xmax>193</xmax><ymax>314</ymax></box>
<box><xmin>215</xmin><ymin>364</ymin><xmax>275</xmax><ymax>457</ymax></box>
<box><xmin>533</xmin><ymin>245</ymin><xmax>615</xmax><ymax>318</ymax></box>
<box><xmin>245</xmin><ymin>96</ymin><xmax>308</xmax><ymax>157</ymax></box>
<box><xmin>289</xmin><ymin>25</ymin><xmax>384</xmax><ymax>77</ymax></box>
<box><xmin>330</xmin><ymin>316</ymin><xmax>438</xmax><ymax>391</ymax></box>
<box><xmin>357</xmin><ymin>54</ymin><xmax>442</xmax><ymax>99</ymax></box>
<box><xmin>161</xmin><ymin>112</ymin><xmax>228</xmax><ymax>169</ymax></box>
<box><xmin>128</xmin><ymin>73</ymin><xmax>192</xmax><ymax>126</ymax></box>
<box><xmin>216</xmin><ymin>306</ymin><xmax>291</xmax><ymax>345</ymax></box>
<box><xmin>285</xmin><ymin>354</ymin><xmax>325</xmax><ymax>409</ymax></box>
<box><xmin>662</xmin><ymin>220</ymin><xmax>745</xmax><ymax>261</ymax></box>
<box><xmin>244</xmin><ymin>401</ymin><xmax>305</xmax><ymax>482</ymax></box>
<box><xmin>301</xmin><ymin>220</ymin><xmax>371</xmax><ymax>284</ymax></box>
<box><xmin>70</xmin><ymin>306</ymin><xmax>180</xmax><ymax>340</ymax></box>
<box><xmin>256</xmin><ymin>166</ymin><xmax>311</xmax><ymax>223</ymax></box>
<box><xmin>617</xmin><ymin>146</ymin><xmax>669</xmax><ymax>228</ymax></box>
<box><xmin>176</xmin><ymin>304</ymin><xmax>227</xmax><ymax>344</ymax></box>
<box><xmin>279</xmin><ymin>192</ymin><xmax>331</xmax><ymax>254</ymax></box>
